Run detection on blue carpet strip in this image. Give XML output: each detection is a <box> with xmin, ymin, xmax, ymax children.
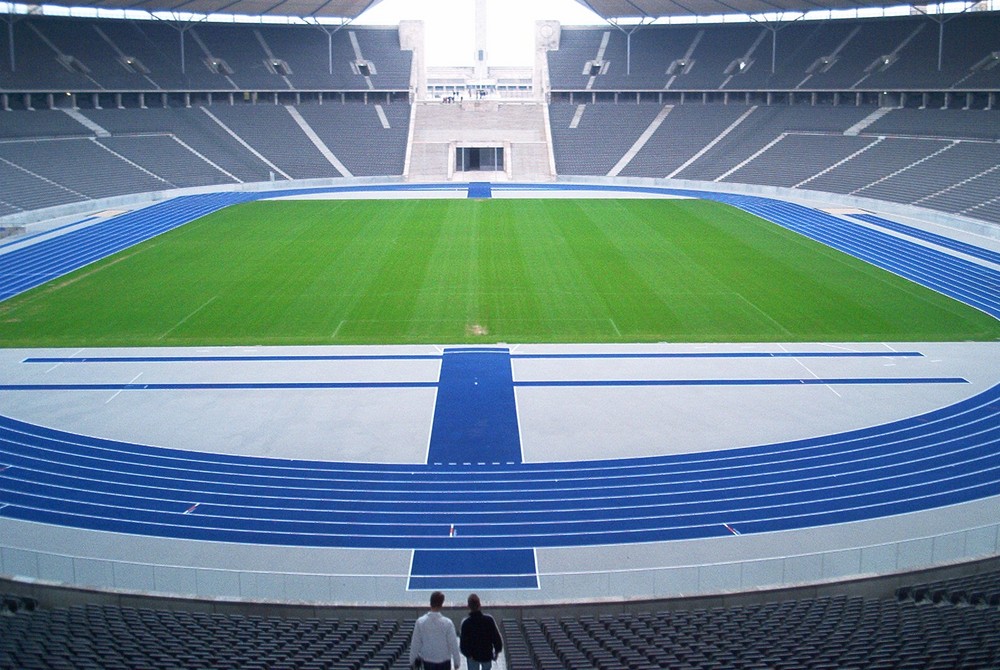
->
<box><xmin>411</xmin><ymin>347</ymin><xmax>537</xmax><ymax>589</ymax></box>
<box><xmin>467</xmin><ymin>182</ymin><xmax>492</xmax><ymax>199</ymax></box>
<box><xmin>409</xmin><ymin>549</ymin><xmax>537</xmax><ymax>590</ymax></box>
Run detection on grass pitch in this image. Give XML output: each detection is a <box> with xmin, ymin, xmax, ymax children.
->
<box><xmin>1</xmin><ymin>198</ymin><xmax>998</xmax><ymax>347</ymax></box>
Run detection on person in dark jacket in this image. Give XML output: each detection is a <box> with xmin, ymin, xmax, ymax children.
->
<box><xmin>459</xmin><ymin>593</ymin><xmax>503</xmax><ymax>670</ymax></box>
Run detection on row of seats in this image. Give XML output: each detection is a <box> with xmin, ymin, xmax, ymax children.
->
<box><xmin>0</xmin><ymin>605</ymin><xmax>414</xmax><ymax>670</ymax></box>
<box><xmin>2</xmin><ymin>102</ymin><xmax>998</xmax><ymax>225</ymax></box>
<box><xmin>897</xmin><ymin>570</ymin><xmax>1000</xmax><ymax>607</ymax></box>
<box><xmin>4</xmin><ymin>570</ymin><xmax>1000</xmax><ymax>670</ymax></box>
<box><xmin>551</xmin><ymin>103</ymin><xmax>1000</xmax><ymax>225</ymax></box>
<box><xmin>503</xmin><ymin>593</ymin><xmax>1000</xmax><ymax>670</ymax></box>
<box><xmin>0</xmin><ymin>16</ymin><xmax>411</xmax><ymax>92</ymax></box>
<box><xmin>548</xmin><ymin>13</ymin><xmax>1000</xmax><ymax>92</ymax></box>
<box><xmin>0</xmin><ymin>103</ymin><xmax>409</xmax><ymax>213</ymax></box>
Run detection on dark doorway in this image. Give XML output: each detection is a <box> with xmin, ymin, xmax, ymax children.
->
<box><xmin>456</xmin><ymin>147</ymin><xmax>504</xmax><ymax>172</ymax></box>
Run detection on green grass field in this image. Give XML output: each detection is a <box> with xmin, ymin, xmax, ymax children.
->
<box><xmin>1</xmin><ymin>198</ymin><xmax>998</xmax><ymax>347</ymax></box>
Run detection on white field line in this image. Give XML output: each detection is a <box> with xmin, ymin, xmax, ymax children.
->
<box><xmin>159</xmin><ymin>296</ymin><xmax>218</xmax><ymax>340</ymax></box>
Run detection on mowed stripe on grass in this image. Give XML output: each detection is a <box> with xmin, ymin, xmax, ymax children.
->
<box><xmin>0</xmin><ymin>198</ymin><xmax>997</xmax><ymax>347</ymax></box>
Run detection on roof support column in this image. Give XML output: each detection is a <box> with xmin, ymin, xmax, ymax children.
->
<box><xmin>307</xmin><ymin>18</ymin><xmax>351</xmax><ymax>75</ymax></box>
<box><xmin>4</xmin><ymin>8</ymin><xmax>17</xmax><ymax>73</ymax></box>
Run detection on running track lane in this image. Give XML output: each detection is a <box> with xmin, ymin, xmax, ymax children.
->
<box><xmin>1</xmin><ymin>380</ymin><xmax>998</xmax><ymax>550</ymax></box>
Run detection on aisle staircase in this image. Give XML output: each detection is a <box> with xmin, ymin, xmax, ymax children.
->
<box><xmin>405</xmin><ymin>101</ymin><xmax>555</xmax><ymax>182</ymax></box>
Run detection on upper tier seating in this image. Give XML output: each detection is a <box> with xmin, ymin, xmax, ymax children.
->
<box><xmin>0</xmin><ymin>16</ymin><xmax>411</xmax><ymax>92</ymax></box>
<box><xmin>548</xmin><ymin>13</ymin><xmax>1000</xmax><ymax>92</ymax></box>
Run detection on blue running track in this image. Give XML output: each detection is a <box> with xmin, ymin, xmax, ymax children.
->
<box><xmin>1</xmin><ymin>382</ymin><xmax>999</xmax><ymax>550</ymax></box>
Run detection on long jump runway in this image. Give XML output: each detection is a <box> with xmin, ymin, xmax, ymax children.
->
<box><xmin>1</xmin><ymin>182</ymin><xmax>999</xmax><ymax>606</ymax></box>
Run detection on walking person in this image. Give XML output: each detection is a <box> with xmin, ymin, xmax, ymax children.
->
<box><xmin>410</xmin><ymin>591</ymin><xmax>462</xmax><ymax>670</ymax></box>
<box><xmin>459</xmin><ymin>594</ymin><xmax>503</xmax><ymax>670</ymax></box>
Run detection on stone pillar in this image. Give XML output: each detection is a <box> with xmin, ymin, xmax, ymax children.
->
<box><xmin>474</xmin><ymin>0</ymin><xmax>488</xmax><ymax>81</ymax></box>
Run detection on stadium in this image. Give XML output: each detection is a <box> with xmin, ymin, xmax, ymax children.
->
<box><xmin>1</xmin><ymin>0</ymin><xmax>999</xmax><ymax>666</ymax></box>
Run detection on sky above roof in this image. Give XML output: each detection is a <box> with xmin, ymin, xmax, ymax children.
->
<box><xmin>353</xmin><ymin>0</ymin><xmax>991</xmax><ymax>67</ymax></box>
<box><xmin>355</xmin><ymin>0</ymin><xmax>603</xmax><ymax>67</ymax></box>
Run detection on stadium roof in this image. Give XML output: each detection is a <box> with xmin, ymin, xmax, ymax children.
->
<box><xmin>29</xmin><ymin>0</ymin><xmax>383</xmax><ymax>20</ymax></box>
<box><xmin>575</xmin><ymin>0</ymin><xmax>934</xmax><ymax>18</ymax></box>
<box><xmin>22</xmin><ymin>0</ymin><xmax>961</xmax><ymax>21</ymax></box>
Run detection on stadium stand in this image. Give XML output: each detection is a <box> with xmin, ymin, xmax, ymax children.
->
<box><xmin>866</xmin><ymin>108</ymin><xmax>1000</xmax><ymax>141</ymax></box>
<box><xmin>200</xmin><ymin>104</ymin><xmax>342</xmax><ymax>180</ymax></box>
<box><xmin>81</xmin><ymin>107</ymin><xmax>281</xmax><ymax>183</ymax></box>
<box><xmin>0</xmin><ymin>101</ymin><xmax>411</xmax><ymax>211</ymax></box>
<box><xmin>672</xmin><ymin>106</ymin><xmax>874</xmax><ymax>181</ymax></box>
<box><xmin>0</xmin><ymin>137</ymin><xmax>169</xmax><ymax>200</ymax></box>
<box><xmin>504</xmin><ymin>592</ymin><xmax>1000</xmax><ymax>670</ymax></box>
<box><xmin>1</xmin><ymin>10</ymin><xmax>997</xmax><ymax>223</ymax></box>
<box><xmin>721</xmin><ymin>133</ymin><xmax>875</xmax><ymax>188</ymax></box>
<box><xmin>295</xmin><ymin>102</ymin><xmax>410</xmax><ymax>177</ymax></box>
<box><xmin>853</xmin><ymin>140</ymin><xmax>999</xmax><ymax>205</ymax></box>
<box><xmin>0</xmin><ymin>158</ymin><xmax>87</xmax><ymax>212</ymax></box>
<box><xmin>4</xmin><ymin>564</ymin><xmax>1000</xmax><ymax>670</ymax></box>
<box><xmin>94</xmin><ymin>134</ymin><xmax>239</xmax><ymax>188</ymax></box>
<box><xmin>547</xmin><ymin>13</ymin><xmax>1000</xmax><ymax>93</ymax></box>
<box><xmin>898</xmin><ymin>568</ymin><xmax>1000</xmax><ymax>607</ymax></box>
<box><xmin>617</xmin><ymin>103</ymin><xmax>748</xmax><ymax>178</ymax></box>
<box><xmin>0</xmin><ymin>109</ymin><xmax>91</xmax><ymax>139</ymax></box>
<box><xmin>547</xmin><ymin>103</ymin><xmax>1000</xmax><ymax>223</ymax></box>
<box><xmin>0</xmin><ymin>15</ymin><xmax>412</xmax><ymax>94</ymax></box>
<box><xmin>549</xmin><ymin>102</ymin><xmax>665</xmax><ymax>175</ymax></box>
<box><xmin>0</xmin><ymin>603</ymin><xmax>416</xmax><ymax>670</ymax></box>
<box><xmin>0</xmin><ymin>13</ymin><xmax>414</xmax><ymax>211</ymax></box>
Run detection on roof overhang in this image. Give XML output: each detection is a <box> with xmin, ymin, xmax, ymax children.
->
<box><xmin>573</xmin><ymin>0</ymin><xmax>964</xmax><ymax>20</ymax></box>
<box><xmin>23</xmin><ymin>0</ymin><xmax>383</xmax><ymax>20</ymax></box>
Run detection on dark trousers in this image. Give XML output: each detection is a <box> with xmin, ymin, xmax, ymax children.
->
<box><xmin>420</xmin><ymin>661</ymin><xmax>451</xmax><ymax>670</ymax></box>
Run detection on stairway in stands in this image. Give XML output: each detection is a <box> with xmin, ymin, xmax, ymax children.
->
<box><xmin>406</xmin><ymin>101</ymin><xmax>555</xmax><ymax>182</ymax></box>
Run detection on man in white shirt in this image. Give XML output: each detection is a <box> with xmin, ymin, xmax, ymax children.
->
<box><xmin>409</xmin><ymin>591</ymin><xmax>462</xmax><ymax>670</ymax></box>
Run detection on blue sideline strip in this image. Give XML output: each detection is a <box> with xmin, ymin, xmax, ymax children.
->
<box><xmin>408</xmin><ymin>549</ymin><xmax>538</xmax><ymax>590</ymax></box>
<box><xmin>514</xmin><ymin>377</ymin><xmax>968</xmax><ymax>388</ymax></box>
<box><xmin>0</xmin><ymin>377</ymin><xmax>966</xmax><ymax>393</ymax></box>
<box><xmin>23</xmin><ymin>355</ymin><xmax>443</xmax><ymax>364</ymax></box>
<box><xmin>467</xmin><ymin>182</ymin><xmax>492</xmax><ymax>199</ymax></box>
<box><xmin>511</xmin><ymin>351</ymin><xmax>924</xmax><ymax>360</ymax></box>
<box><xmin>22</xmin><ymin>351</ymin><xmax>923</xmax><ymax>364</ymax></box>
<box><xmin>0</xmin><ymin>382</ymin><xmax>438</xmax><ymax>391</ymax></box>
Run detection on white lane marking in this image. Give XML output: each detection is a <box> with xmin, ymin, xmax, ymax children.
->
<box><xmin>106</xmin><ymin>372</ymin><xmax>142</xmax><ymax>404</ymax></box>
